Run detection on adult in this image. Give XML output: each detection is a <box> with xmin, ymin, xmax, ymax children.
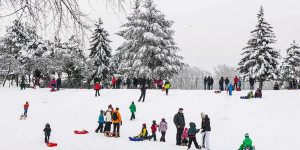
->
<box><xmin>234</xmin><ymin>76</ymin><xmax>239</xmax><ymax>90</ymax></box>
<box><xmin>51</xmin><ymin>78</ymin><xmax>56</xmax><ymax>90</ymax></box>
<box><xmin>94</xmin><ymin>82</ymin><xmax>100</xmax><ymax>97</ymax></box>
<box><xmin>201</xmin><ymin>113</ymin><xmax>211</xmax><ymax>150</ymax></box>
<box><xmin>133</xmin><ymin>77</ymin><xmax>138</xmax><ymax>89</ymax></box>
<box><xmin>207</xmin><ymin>76</ymin><xmax>211</xmax><ymax>90</ymax></box>
<box><xmin>126</xmin><ymin>78</ymin><xmax>131</xmax><ymax>89</ymax></box>
<box><xmin>112</xmin><ymin>107</ymin><xmax>122</xmax><ymax>137</ymax></box>
<box><xmin>56</xmin><ymin>76</ymin><xmax>61</xmax><ymax>91</ymax></box>
<box><xmin>204</xmin><ymin>76</ymin><xmax>207</xmax><ymax>90</ymax></box>
<box><xmin>21</xmin><ymin>75</ymin><xmax>26</xmax><ymax>90</ymax></box>
<box><xmin>273</xmin><ymin>82</ymin><xmax>279</xmax><ymax>90</ymax></box>
<box><xmin>159</xmin><ymin>118</ymin><xmax>168</xmax><ymax>142</ymax></box>
<box><xmin>219</xmin><ymin>77</ymin><xmax>224</xmax><ymax>91</ymax></box>
<box><xmin>164</xmin><ymin>81</ymin><xmax>171</xmax><ymax>95</ymax></box>
<box><xmin>153</xmin><ymin>78</ymin><xmax>158</xmax><ymax>89</ymax></box>
<box><xmin>138</xmin><ymin>85</ymin><xmax>146</xmax><ymax>102</ymax></box>
<box><xmin>104</xmin><ymin>106</ymin><xmax>113</xmax><ymax>132</ymax></box>
<box><xmin>211</xmin><ymin>77</ymin><xmax>214</xmax><ymax>90</ymax></box>
<box><xmin>225</xmin><ymin>77</ymin><xmax>229</xmax><ymax>90</ymax></box>
<box><xmin>293</xmin><ymin>78</ymin><xmax>298</xmax><ymax>89</ymax></box>
<box><xmin>158</xmin><ymin>79</ymin><xmax>163</xmax><ymax>89</ymax></box>
<box><xmin>112</xmin><ymin>77</ymin><xmax>116</xmax><ymax>89</ymax></box>
<box><xmin>34</xmin><ymin>77</ymin><xmax>40</xmax><ymax>87</ymax></box>
<box><xmin>249</xmin><ymin>77</ymin><xmax>255</xmax><ymax>90</ymax></box>
<box><xmin>173</xmin><ymin>108</ymin><xmax>185</xmax><ymax>146</ymax></box>
<box><xmin>116</xmin><ymin>78</ymin><xmax>122</xmax><ymax>89</ymax></box>
<box><xmin>129</xmin><ymin>101</ymin><xmax>136</xmax><ymax>120</ymax></box>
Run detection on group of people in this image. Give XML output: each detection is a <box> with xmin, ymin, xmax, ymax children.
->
<box><xmin>173</xmin><ymin>108</ymin><xmax>211</xmax><ymax>150</ymax></box>
<box><xmin>134</xmin><ymin>119</ymin><xmax>168</xmax><ymax>142</ymax></box>
<box><xmin>240</xmin><ymin>88</ymin><xmax>262</xmax><ymax>99</ymax></box>
<box><xmin>288</xmin><ymin>78</ymin><xmax>299</xmax><ymax>89</ymax></box>
<box><xmin>204</xmin><ymin>76</ymin><xmax>214</xmax><ymax>90</ymax></box>
<box><xmin>50</xmin><ymin>77</ymin><xmax>61</xmax><ymax>91</ymax></box>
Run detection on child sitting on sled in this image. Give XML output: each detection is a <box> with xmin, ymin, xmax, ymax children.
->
<box><xmin>240</xmin><ymin>91</ymin><xmax>253</xmax><ymax>99</ymax></box>
<box><xmin>133</xmin><ymin>123</ymin><xmax>148</xmax><ymax>140</ymax></box>
<box><xmin>181</xmin><ymin>128</ymin><xmax>188</xmax><ymax>146</ymax></box>
<box><xmin>238</xmin><ymin>133</ymin><xmax>254</xmax><ymax>150</ymax></box>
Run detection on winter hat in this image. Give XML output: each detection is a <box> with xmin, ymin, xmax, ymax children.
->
<box><xmin>201</xmin><ymin>112</ymin><xmax>205</xmax><ymax>118</ymax></box>
<box><xmin>116</xmin><ymin>107</ymin><xmax>119</xmax><ymax>110</ymax></box>
<box><xmin>245</xmin><ymin>133</ymin><xmax>249</xmax><ymax>137</ymax></box>
<box><xmin>179</xmin><ymin>108</ymin><xmax>184</xmax><ymax>111</ymax></box>
<box><xmin>143</xmin><ymin>123</ymin><xmax>146</xmax><ymax>127</ymax></box>
<box><xmin>132</xmin><ymin>101</ymin><xmax>134</xmax><ymax>104</ymax></box>
<box><xmin>153</xmin><ymin>120</ymin><xmax>156</xmax><ymax>123</ymax></box>
<box><xmin>184</xmin><ymin>128</ymin><xmax>188</xmax><ymax>131</ymax></box>
<box><xmin>161</xmin><ymin>118</ymin><xmax>165</xmax><ymax>121</ymax></box>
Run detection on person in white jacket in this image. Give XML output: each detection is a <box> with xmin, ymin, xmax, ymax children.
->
<box><xmin>104</xmin><ymin>107</ymin><xmax>113</xmax><ymax>132</ymax></box>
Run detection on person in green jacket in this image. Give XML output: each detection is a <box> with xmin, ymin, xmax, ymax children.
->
<box><xmin>239</xmin><ymin>133</ymin><xmax>253</xmax><ymax>150</ymax></box>
<box><xmin>188</xmin><ymin>122</ymin><xmax>201</xmax><ymax>149</ymax></box>
<box><xmin>129</xmin><ymin>101</ymin><xmax>136</xmax><ymax>121</ymax></box>
<box><xmin>164</xmin><ymin>81</ymin><xmax>171</xmax><ymax>96</ymax></box>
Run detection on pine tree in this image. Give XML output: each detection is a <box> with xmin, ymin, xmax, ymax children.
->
<box><xmin>238</xmin><ymin>6</ymin><xmax>281</xmax><ymax>89</ymax></box>
<box><xmin>89</xmin><ymin>18</ymin><xmax>112</xmax><ymax>80</ymax></box>
<box><xmin>116</xmin><ymin>0</ymin><xmax>185</xmax><ymax>78</ymax></box>
<box><xmin>281</xmin><ymin>40</ymin><xmax>300</xmax><ymax>79</ymax></box>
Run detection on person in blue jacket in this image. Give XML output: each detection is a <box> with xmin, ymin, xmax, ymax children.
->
<box><xmin>238</xmin><ymin>80</ymin><xmax>242</xmax><ymax>90</ymax></box>
<box><xmin>95</xmin><ymin>110</ymin><xmax>105</xmax><ymax>133</ymax></box>
<box><xmin>228</xmin><ymin>84</ymin><xmax>233</xmax><ymax>96</ymax></box>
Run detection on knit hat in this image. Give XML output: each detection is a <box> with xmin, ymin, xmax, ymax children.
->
<box><xmin>201</xmin><ymin>112</ymin><xmax>205</xmax><ymax>118</ymax></box>
<box><xmin>116</xmin><ymin>107</ymin><xmax>119</xmax><ymax>110</ymax></box>
<box><xmin>143</xmin><ymin>123</ymin><xmax>146</xmax><ymax>127</ymax></box>
<box><xmin>179</xmin><ymin>108</ymin><xmax>184</xmax><ymax>111</ymax></box>
<box><xmin>153</xmin><ymin>120</ymin><xmax>156</xmax><ymax>123</ymax></box>
<box><xmin>162</xmin><ymin>118</ymin><xmax>165</xmax><ymax>121</ymax></box>
<box><xmin>245</xmin><ymin>133</ymin><xmax>249</xmax><ymax>137</ymax></box>
<box><xmin>184</xmin><ymin>128</ymin><xmax>188</xmax><ymax>131</ymax></box>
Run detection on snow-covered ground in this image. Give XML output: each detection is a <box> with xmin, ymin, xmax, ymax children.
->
<box><xmin>0</xmin><ymin>87</ymin><xmax>299</xmax><ymax>150</ymax></box>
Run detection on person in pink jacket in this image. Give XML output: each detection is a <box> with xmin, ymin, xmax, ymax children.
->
<box><xmin>51</xmin><ymin>78</ymin><xmax>56</xmax><ymax>90</ymax></box>
<box><xmin>159</xmin><ymin>118</ymin><xmax>168</xmax><ymax>142</ymax></box>
<box><xmin>181</xmin><ymin>128</ymin><xmax>188</xmax><ymax>146</ymax></box>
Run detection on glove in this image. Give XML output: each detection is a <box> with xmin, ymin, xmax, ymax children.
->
<box><xmin>120</xmin><ymin>121</ymin><xmax>122</xmax><ymax>125</ymax></box>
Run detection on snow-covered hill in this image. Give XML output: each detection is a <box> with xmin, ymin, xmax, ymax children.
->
<box><xmin>0</xmin><ymin>88</ymin><xmax>299</xmax><ymax>150</ymax></box>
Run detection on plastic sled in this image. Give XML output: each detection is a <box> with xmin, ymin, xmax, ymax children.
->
<box><xmin>74</xmin><ymin>130</ymin><xmax>89</xmax><ymax>134</ymax></box>
<box><xmin>46</xmin><ymin>142</ymin><xmax>57</xmax><ymax>147</ymax></box>
<box><xmin>236</xmin><ymin>88</ymin><xmax>241</xmax><ymax>91</ymax></box>
<box><xmin>50</xmin><ymin>90</ymin><xmax>56</xmax><ymax>92</ymax></box>
<box><xmin>162</xmin><ymin>88</ymin><xmax>166</xmax><ymax>92</ymax></box>
<box><xmin>240</xmin><ymin>97</ymin><xmax>249</xmax><ymax>99</ymax></box>
<box><xmin>129</xmin><ymin>137</ymin><xmax>144</xmax><ymax>141</ymax></box>
<box><xmin>49</xmin><ymin>85</ymin><xmax>51</xmax><ymax>88</ymax></box>
<box><xmin>214</xmin><ymin>91</ymin><xmax>221</xmax><ymax>93</ymax></box>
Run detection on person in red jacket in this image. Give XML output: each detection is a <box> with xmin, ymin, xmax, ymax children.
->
<box><xmin>112</xmin><ymin>77</ymin><xmax>116</xmax><ymax>89</ymax></box>
<box><xmin>24</xmin><ymin>101</ymin><xmax>29</xmax><ymax>116</ymax></box>
<box><xmin>94</xmin><ymin>82</ymin><xmax>101</xmax><ymax>97</ymax></box>
<box><xmin>149</xmin><ymin>120</ymin><xmax>159</xmax><ymax>141</ymax></box>
<box><xmin>234</xmin><ymin>76</ymin><xmax>239</xmax><ymax>90</ymax></box>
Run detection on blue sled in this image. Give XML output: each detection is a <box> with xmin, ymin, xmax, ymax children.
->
<box><xmin>129</xmin><ymin>137</ymin><xmax>144</xmax><ymax>141</ymax></box>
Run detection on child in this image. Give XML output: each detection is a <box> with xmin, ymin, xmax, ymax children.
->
<box><xmin>24</xmin><ymin>101</ymin><xmax>29</xmax><ymax>117</ymax></box>
<box><xmin>239</xmin><ymin>133</ymin><xmax>253</xmax><ymax>150</ymax></box>
<box><xmin>129</xmin><ymin>102</ymin><xmax>136</xmax><ymax>120</ymax></box>
<box><xmin>43</xmin><ymin>123</ymin><xmax>51</xmax><ymax>143</ymax></box>
<box><xmin>136</xmin><ymin>123</ymin><xmax>148</xmax><ymax>139</ymax></box>
<box><xmin>164</xmin><ymin>81</ymin><xmax>171</xmax><ymax>95</ymax></box>
<box><xmin>228</xmin><ymin>84</ymin><xmax>233</xmax><ymax>96</ymax></box>
<box><xmin>255</xmin><ymin>88</ymin><xmax>262</xmax><ymax>98</ymax></box>
<box><xmin>94</xmin><ymin>82</ymin><xmax>100</xmax><ymax>97</ymax></box>
<box><xmin>159</xmin><ymin>118</ymin><xmax>167</xmax><ymax>142</ymax></box>
<box><xmin>240</xmin><ymin>91</ymin><xmax>253</xmax><ymax>99</ymax></box>
<box><xmin>187</xmin><ymin>122</ymin><xmax>201</xmax><ymax>149</ymax></box>
<box><xmin>181</xmin><ymin>128</ymin><xmax>188</xmax><ymax>146</ymax></box>
<box><xmin>95</xmin><ymin>110</ymin><xmax>104</xmax><ymax>133</ymax></box>
<box><xmin>149</xmin><ymin>120</ymin><xmax>159</xmax><ymax>141</ymax></box>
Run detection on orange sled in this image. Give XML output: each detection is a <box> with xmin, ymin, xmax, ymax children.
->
<box><xmin>74</xmin><ymin>130</ymin><xmax>89</xmax><ymax>134</ymax></box>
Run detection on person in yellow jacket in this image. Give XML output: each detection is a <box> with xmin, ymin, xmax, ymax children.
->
<box><xmin>136</xmin><ymin>123</ymin><xmax>148</xmax><ymax>139</ymax></box>
<box><xmin>164</xmin><ymin>81</ymin><xmax>171</xmax><ymax>96</ymax></box>
<box><xmin>112</xmin><ymin>107</ymin><xmax>122</xmax><ymax>137</ymax></box>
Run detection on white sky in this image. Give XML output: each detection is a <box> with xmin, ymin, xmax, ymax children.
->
<box><xmin>1</xmin><ymin>0</ymin><xmax>300</xmax><ymax>72</ymax></box>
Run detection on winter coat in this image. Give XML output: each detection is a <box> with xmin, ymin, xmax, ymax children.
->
<box><xmin>116</xmin><ymin>79</ymin><xmax>122</xmax><ymax>85</ymax></box>
<box><xmin>21</xmin><ymin>76</ymin><xmax>25</xmax><ymax>84</ymax></box>
<box><xmin>159</xmin><ymin>121</ymin><xmax>168</xmax><ymax>132</ymax></box>
<box><xmin>105</xmin><ymin>108</ymin><xmax>112</xmax><ymax>122</ymax></box>
<box><xmin>51</xmin><ymin>79</ymin><xmax>56</xmax><ymax>85</ymax></box>
<box><xmin>112</xmin><ymin>109</ymin><xmax>122</xmax><ymax>123</ymax></box>
<box><xmin>139</xmin><ymin>127</ymin><xmax>148</xmax><ymax>138</ymax></box>
<box><xmin>140</xmin><ymin>86</ymin><xmax>146</xmax><ymax>93</ymax></box>
<box><xmin>234</xmin><ymin>77</ymin><xmax>239</xmax><ymax>83</ymax></box>
<box><xmin>201</xmin><ymin>115</ymin><xmax>211</xmax><ymax>132</ymax></box>
<box><xmin>57</xmin><ymin>78</ymin><xmax>61</xmax><ymax>86</ymax></box>
<box><xmin>98</xmin><ymin>114</ymin><xmax>104</xmax><ymax>123</ymax></box>
<box><xmin>24</xmin><ymin>102</ymin><xmax>29</xmax><ymax>110</ymax></box>
<box><xmin>164</xmin><ymin>83</ymin><xmax>171</xmax><ymax>89</ymax></box>
<box><xmin>249</xmin><ymin>78</ymin><xmax>255</xmax><ymax>85</ymax></box>
<box><xmin>43</xmin><ymin>124</ymin><xmax>51</xmax><ymax>136</ymax></box>
<box><xmin>133</xmin><ymin>78</ymin><xmax>138</xmax><ymax>85</ymax></box>
<box><xmin>129</xmin><ymin>104</ymin><xmax>136</xmax><ymax>113</ymax></box>
<box><xmin>151</xmin><ymin>123</ymin><xmax>159</xmax><ymax>132</ymax></box>
<box><xmin>181</xmin><ymin>129</ymin><xmax>188</xmax><ymax>139</ymax></box>
<box><xmin>219</xmin><ymin>78</ymin><xmax>224</xmax><ymax>85</ymax></box>
<box><xmin>239</xmin><ymin>137</ymin><xmax>253</xmax><ymax>150</ymax></box>
<box><xmin>94</xmin><ymin>84</ymin><xmax>101</xmax><ymax>90</ymax></box>
<box><xmin>188</xmin><ymin>122</ymin><xmax>200</xmax><ymax>137</ymax></box>
<box><xmin>238</xmin><ymin>81</ymin><xmax>242</xmax><ymax>86</ymax></box>
<box><xmin>159</xmin><ymin>80</ymin><xmax>163</xmax><ymax>86</ymax></box>
<box><xmin>204</xmin><ymin>77</ymin><xmax>207</xmax><ymax>84</ymax></box>
<box><xmin>228</xmin><ymin>84</ymin><xmax>233</xmax><ymax>91</ymax></box>
<box><xmin>126</xmin><ymin>79</ymin><xmax>131</xmax><ymax>84</ymax></box>
<box><xmin>34</xmin><ymin>79</ymin><xmax>40</xmax><ymax>86</ymax></box>
<box><xmin>173</xmin><ymin>112</ymin><xmax>185</xmax><ymax>129</ymax></box>
<box><xmin>112</xmin><ymin>78</ymin><xmax>116</xmax><ymax>84</ymax></box>
<box><xmin>153</xmin><ymin>79</ymin><xmax>158</xmax><ymax>84</ymax></box>
<box><xmin>225</xmin><ymin>78</ymin><xmax>229</xmax><ymax>84</ymax></box>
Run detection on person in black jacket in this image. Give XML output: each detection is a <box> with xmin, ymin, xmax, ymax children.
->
<box><xmin>133</xmin><ymin>77</ymin><xmax>138</xmax><ymax>89</ymax></box>
<box><xmin>126</xmin><ymin>78</ymin><xmax>131</xmax><ymax>89</ymax></box>
<box><xmin>57</xmin><ymin>76</ymin><xmax>61</xmax><ymax>91</ymax></box>
<box><xmin>43</xmin><ymin>123</ymin><xmax>51</xmax><ymax>143</ymax></box>
<box><xmin>219</xmin><ymin>77</ymin><xmax>224</xmax><ymax>91</ymax></box>
<box><xmin>116</xmin><ymin>78</ymin><xmax>122</xmax><ymax>89</ymax></box>
<box><xmin>249</xmin><ymin>77</ymin><xmax>255</xmax><ymax>90</ymax></box>
<box><xmin>138</xmin><ymin>85</ymin><xmax>146</xmax><ymax>102</ymax></box>
<box><xmin>225</xmin><ymin>77</ymin><xmax>229</xmax><ymax>90</ymax></box>
<box><xmin>207</xmin><ymin>76</ymin><xmax>211</xmax><ymax>90</ymax></box>
<box><xmin>173</xmin><ymin>108</ymin><xmax>185</xmax><ymax>146</ymax></box>
<box><xmin>204</xmin><ymin>76</ymin><xmax>207</xmax><ymax>90</ymax></box>
<box><xmin>201</xmin><ymin>113</ymin><xmax>211</xmax><ymax>150</ymax></box>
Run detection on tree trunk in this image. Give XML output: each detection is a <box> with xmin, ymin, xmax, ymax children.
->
<box><xmin>259</xmin><ymin>77</ymin><xmax>263</xmax><ymax>89</ymax></box>
<box><xmin>2</xmin><ymin>67</ymin><xmax>11</xmax><ymax>87</ymax></box>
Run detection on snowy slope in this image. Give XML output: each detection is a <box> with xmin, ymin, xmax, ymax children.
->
<box><xmin>0</xmin><ymin>88</ymin><xmax>299</xmax><ymax>150</ymax></box>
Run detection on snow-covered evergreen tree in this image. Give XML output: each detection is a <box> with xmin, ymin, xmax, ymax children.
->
<box><xmin>238</xmin><ymin>6</ymin><xmax>281</xmax><ymax>89</ymax></box>
<box><xmin>281</xmin><ymin>40</ymin><xmax>300</xmax><ymax>78</ymax></box>
<box><xmin>89</xmin><ymin>18</ymin><xmax>112</xmax><ymax>80</ymax></box>
<box><xmin>116</xmin><ymin>0</ymin><xmax>185</xmax><ymax>78</ymax></box>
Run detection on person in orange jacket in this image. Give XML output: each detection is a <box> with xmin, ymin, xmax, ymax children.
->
<box><xmin>112</xmin><ymin>107</ymin><xmax>122</xmax><ymax>137</ymax></box>
<box><xmin>24</xmin><ymin>101</ymin><xmax>29</xmax><ymax>116</ymax></box>
<box><xmin>112</xmin><ymin>77</ymin><xmax>116</xmax><ymax>89</ymax></box>
<box><xmin>94</xmin><ymin>82</ymin><xmax>101</xmax><ymax>97</ymax></box>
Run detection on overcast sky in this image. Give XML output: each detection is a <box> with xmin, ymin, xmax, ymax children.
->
<box><xmin>1</xmin><ymin>0</ymin><xmax>300</xmax><ymax>72</ymax></box>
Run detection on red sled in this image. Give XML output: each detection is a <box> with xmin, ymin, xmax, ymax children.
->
<box><xmin>79</xmin><ymin>88</ymin><xmax>84</xmax><ymax>89</ymax></box>
<box><xmin>49</xmin><ymin>85</ymin><xmax>51</xmax><ymax>88</ymax></box>
<box><xmin>50</xmin><ymin>90</ymin><xmax>56</xmax><ymax>92</ymax></box>
<box><xmin>46</xmin><ymin>142</ymin><xmax>57</xmax><ymax>147</ymax></box>
<box><xmin>162</xmin><ymin>88</ymin><xmax>166</xmax><ymax>92</ymax></box>
<box><xmin>74</xmin><ymin>130</ymin><xmax>89</xmax><ymax>134</ymax></box>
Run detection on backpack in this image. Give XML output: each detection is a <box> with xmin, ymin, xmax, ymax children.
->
<box><xmin>112</xmin><ymin>112</ymin><xmax>118</xmax><ymax>121</ymax></box>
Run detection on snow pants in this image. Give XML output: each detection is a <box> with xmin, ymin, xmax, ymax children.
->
<box><xmin>149</xmin><ymin>132</ymin><xmax>157</xmax><ymax>141</ymax></box>
<box><xmin>24</xmin><ymin>109</ymin><xmax>28</xmax><ymax>116</ymax></box>
<box><xmin>166</xmin><ymin>89</ymin><xmax>169</xmax><ymax>95</ymax></box>
<box><xmin>113</xmin><ymin>123</ymin><xmax>120</xmax><ymax>136</ymax></box>
<box><xmin>188</xmin><ymin>137</ymin><xmax>200</xmax><ymax>149</ymax></box>
<box><xmin>95</xmin><ymin>90</ymin><xmax>100</xmax><ymax>97</ymax></box>
<box><xmin>44</xmin><ymin>135</ymin><xmax>50</xmax><ymax>143</ymax></box>
<box><xmin>234</xmin><ymin>83</ymin><xmax>238</xmax><ymax>89</ymax></box>
<box><xmin>95</xmin><ymin>123</ymin><xmax>103</xmax><ymax>133</ymax></box>
<box><xmin>176</xmin><ymin>128</ymin><xmax>184</xmax><ymax>145</ymax></box>
<box><xmin>204</xmin><ymin>83</ymin><xmax>207</xmax><ymax>90</ymax></box>
<box><xmin>138</xmin><ymin>92</ymin><xmax>146</xmax><ymax>102</ymax></box>
<box><xmin>202</xmin><ymin>131</ymin><xmax>210</xmax><ymax>149</ymax></box>
<box><xmin>104</xmin><ymin>122</ymin><xmax>112</xmax><ymax>132</ymax></box>
<box><xmin>130</xmin><ymin>113</ymin><xmax>135</xmax><ymax>120</ymax></box>
<box><xmin>160</xmin><ymin>131</ymin><xmax>166</xmax><ymax>142</ymax></box>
